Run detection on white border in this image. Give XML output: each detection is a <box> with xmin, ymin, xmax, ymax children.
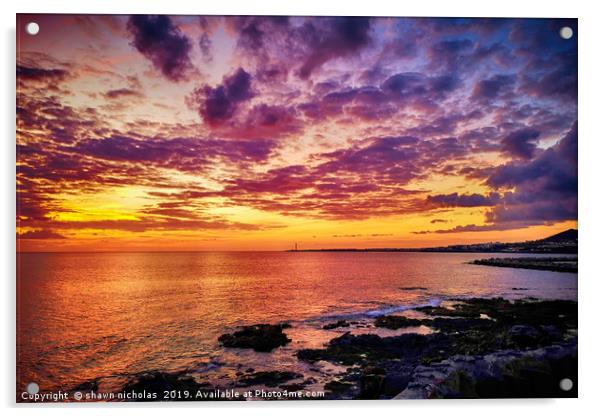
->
<box><xmin>3</xmin><ymin>1</ymin><xmax>601</xmax><ymax>415</ymax></box>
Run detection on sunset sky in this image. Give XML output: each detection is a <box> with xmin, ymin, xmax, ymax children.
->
<box><xmin>16</xmin><ymin>15</ymin><xmax>577</xmax><ymax>251</ymax></box>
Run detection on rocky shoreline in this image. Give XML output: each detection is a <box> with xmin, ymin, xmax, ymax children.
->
<box><xmin>69</xmin><ymin>297</ymin><xmax>577</xmax><ymax>400</ymax></box>
<box><xmin>470</xmin><ymin>257</ymin><xmax>578</xmax><ymax>273</ymax></box>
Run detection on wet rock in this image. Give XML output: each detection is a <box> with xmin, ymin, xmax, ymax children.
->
<box><xmin>324</xmin><ymin>380</ymin><xmax>354</xmax><ymax>393</ymax></box>
<box><xmin>428</xmin><ymin>317</ymin><xmax>495</xmax><ymax>332</ymax></box>
<box><xmin>418</xmin><ymin>298</ymin><xmax>577</xmax><ymax>330</ymax></box>
<box><xmin>416</xmin><ymin>305</ymin><xmax>481</xmax><ymax>318</ymax></box>
<box><xmin>218</xmin><ymin>323</ymin><xmax>291</xmax><ymax>352</ymax></box>
<box><xmin>472</xmin><ymin>257</ymin><xmax>577</xmax><ymax>273</ymax></box>
<box><xmin>280</xmin><ymin>383</ymin><xmax>306</xmax><ymax>392</ymax></box>
<box><xmin>502</xmin><ymin>325</ymin><xmax>550</xmax><ymax>349</ymax></box>
<box><xmin>395</xmin><ymin>339</ymin><xmax>577</xmax><ymax>399</ymax></box>
<box><xmin>298</xmin><ymin>332</ymin><xmax>451</xmax><ymax>366</ymax></box>
<box><xmin>374</xmin><ymin>315</ymin><xmax>424</xmax><ymax>329</ymax></box>
<box><xmin>323</xmin><ymin>320</ymin><xmax>350</xmax><ymax>330</ymax></box>
<box><xmin>237</xmin><ymin>371</ymin><xmax>302</xmax><ymax>387</ymax></box>
<box><xmin>299</xmin><ymin>298</ymin><xmax>577</xmax><ymax>399</ymax></box>
<box><xmin>359</xmin><ymin>366</ymin><xmax>386</xmax><ymax>399</ymax></box>
<box><xmin>377</xmin><ymin>361</ymin><xmax>414</xmax><ymax>397</ymax></box>
<box><xmin>73</xmin><ymin>379</ymin><xmax>99</xmax><ymax>393</ymax></box>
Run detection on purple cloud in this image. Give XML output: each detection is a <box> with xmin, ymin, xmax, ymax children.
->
<box><xmin>472</xmin><ymin>74</ymin><xmax>516</xmax><ymax>103</ymax></box>
<box><xmin>298</xmin><ymin>17</ymin><xmax>372</xmax><ymax>79</ymax></box>
<box><xmin>17</xmin><ymin>65</ymin><xmax>69</xmax><ymax>83</ymax></box>
<box><xmin>127</xmin><ymin>15</ymin><xmax>193</xmax><ymax>81</ymax></box>
<box><xmin>501</xmin><ymin>128</ymin><xmax>541</xmax><ymax>159</ymax></box>
<box><xmin>190</xmin><ymin>68</ymin><xmax>255</xmax><ymax>126</ymax></box>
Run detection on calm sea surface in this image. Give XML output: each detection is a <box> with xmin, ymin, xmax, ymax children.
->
<box><xmin>16</xmin><ymin>251</ymin><xmax>577</xmax><ymax>393</ymax></box>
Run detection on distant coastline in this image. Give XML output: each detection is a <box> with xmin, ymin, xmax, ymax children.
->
<box><xmin>286</xmin><ymin>229</ymin><xmax>577</xmax><ymax>255</ymax></box>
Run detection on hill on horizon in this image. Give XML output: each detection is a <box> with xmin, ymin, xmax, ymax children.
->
<box><xmin>539</xmin><ymin>228</ymin><xmax>578</xmax><ymax>243</ymax></box>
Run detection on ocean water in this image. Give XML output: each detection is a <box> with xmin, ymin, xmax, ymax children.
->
<box><xmin>16</xmin><ymin>251</ymin><xmax>577</xmax><ymax>394</ymax></box>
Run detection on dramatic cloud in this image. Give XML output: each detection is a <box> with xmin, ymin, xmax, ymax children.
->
<box><xmin>381</xmin><ymin>72</ymin><xmax>461</xmax><ymax>101</ymax></box>
<box><xmin>16</xmin><ymin>15</ymin><xmax>577</xmax><ymax>248</ymax></box>
<box><xmin>472</xmin><ymin>74</ymin><xmax>516</xmax><ymax>103</ymax></box>
<box><xmin>500</xmin><ymin>128</ymin><xmax>541</xmax><ymax>159</ymax></box>
<box><xmin>231</xmin><ymin>16</ymin><xmax>373</xmax><ymax>80</ymax></box>
<box><xmin>190</xmin><ymin>68</ymin><xmax>255</xmax><ymax>126</ymax></box>
<box><xmin>298</xmin><ymin>17</ymin><xmax>373</xmax><ymax>79</ymax></box>
<box><xmin>127</xmin><ymin>15</ymin><xmax>193</xmax><ymax>81</ymax></box>
<box><xmin>430</xmin><ymin>38</ymin><xmax>474</xmax><ymax>70</ymax></box>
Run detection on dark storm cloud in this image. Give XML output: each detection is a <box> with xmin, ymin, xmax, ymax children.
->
<box><xmin>487</xmin><ymin>123</ymin><xmax>576</xmax><ymax>193</ymax></box>
<box><xmin>501</xmin><ymin>128</ymin><xmax>541</xmax><ymax>159</ymax></box>
<box><xmin>486</xmin><ymin>123</ymin><xmax>576</xmax><ymax>226</ymax></box>
<box><xmin>234</xmin><ymin>16</ymin><xmax>291</xmax><ymax>51</ymax></box>
<box><xmin>127</xmin><ymin>15</ymin><xmax>193</xmax><ymax>81</ymax></box>
<box><xmin>521</xmin><ymin>50</ymin><xmax>577</xmax><ymax>99</ymax></box>
<box><xmin>416</xmin><ymin>123</ymin><xmax>577</xmax><ymax>234</ymax></box>
<box><xmin>190</xmin><ymin>68</ymin><xmax>255</xmax><ymax>126</ymax></box>
<box><xmin>231</xmin><ymin>16</ymin><xmax>373</xmax><ymax>80</ymax></box>
<box><xmin>511</xmin><ymin>19</ymin><xmax>577</xmax><ymax>100</ymax></box>
<box><xmin>298</xmin><ymin>17</ymin><xmax>373</xmax><ymax>79</ymax></box>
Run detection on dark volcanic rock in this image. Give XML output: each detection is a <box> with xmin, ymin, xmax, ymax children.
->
<box><xmin>396</xmin><ymin>339</ymin><xmax>577</xmax><ymax>399</ymax></box>
<box><xmin>323</xmin><ymin>320</ymin><xmax>350</xmax><ymax>330</ymax></box>
<box><xmin>324</xmin><ymin>380</ymin><xmax>354</xmax><ymax>393</ymax></box>
<box><xmin>299</xmin><ymin>299</ymin><xmax>576</xmax><ymax>368</ymax></box>
<box><xmin>73</xmin><ymin>379</ymin><xmax>99</xmax><ymax>393</ymax></box>
<box><xmin>298</xmin><ymin>331</ymin><xmax>451</xmax><ymax>366</ymax></box>
<box><xmin>374</xmin><ymin>315</ymin><xmax>423</xmax><ymax>329</ymax></box>
<box><xmin>359</xmin><ymin>366</ymin><xmax>386</xmax><ymax>399</ymax></box>
<box><xmin>418</xmin><ymin>298</ymin><xmax>577</xmax><ymax>329</ymax></box>
<box><xmin>299</xmin><ymin>298</ymin><xmax>577</xmax><ymax>400</ymax></box>
<box><xmin>502</xmin><ymin>325</ymin><xmax>558</xmax><ymax>349</ymax></box>
<box><xmin>428</xmin><ymin>317</ymin><xmax>496</xmax><ymax>332</ymax></box>
<box><xmin>471</xmin><ymin>257</ymin><xmax>577</xmax><ymax>273</ymax></box>
<box><xmin>415</xmin><ymin>305</ymin><xmax>481</xmax><ymax>318</ymax></box>
<box><xmin>219</xmin><ymin>323</ymin><xmax>291</xmax><ymax>352</ymax></box>
<box><xmin>237</xmin><ymin>371</ymin><xmax>302</xmax><ymax>387</ymax></box>
<box><xmin>279</xmin><ymin>383</ymin><xmax>306</xmax><ymax>392</ymax></box>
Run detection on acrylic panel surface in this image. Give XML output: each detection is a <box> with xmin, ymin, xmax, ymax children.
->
<box><xmin>16</xmin><ymin>15</ymin><xmax>577</xmax><ymax>402</ymax></box>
